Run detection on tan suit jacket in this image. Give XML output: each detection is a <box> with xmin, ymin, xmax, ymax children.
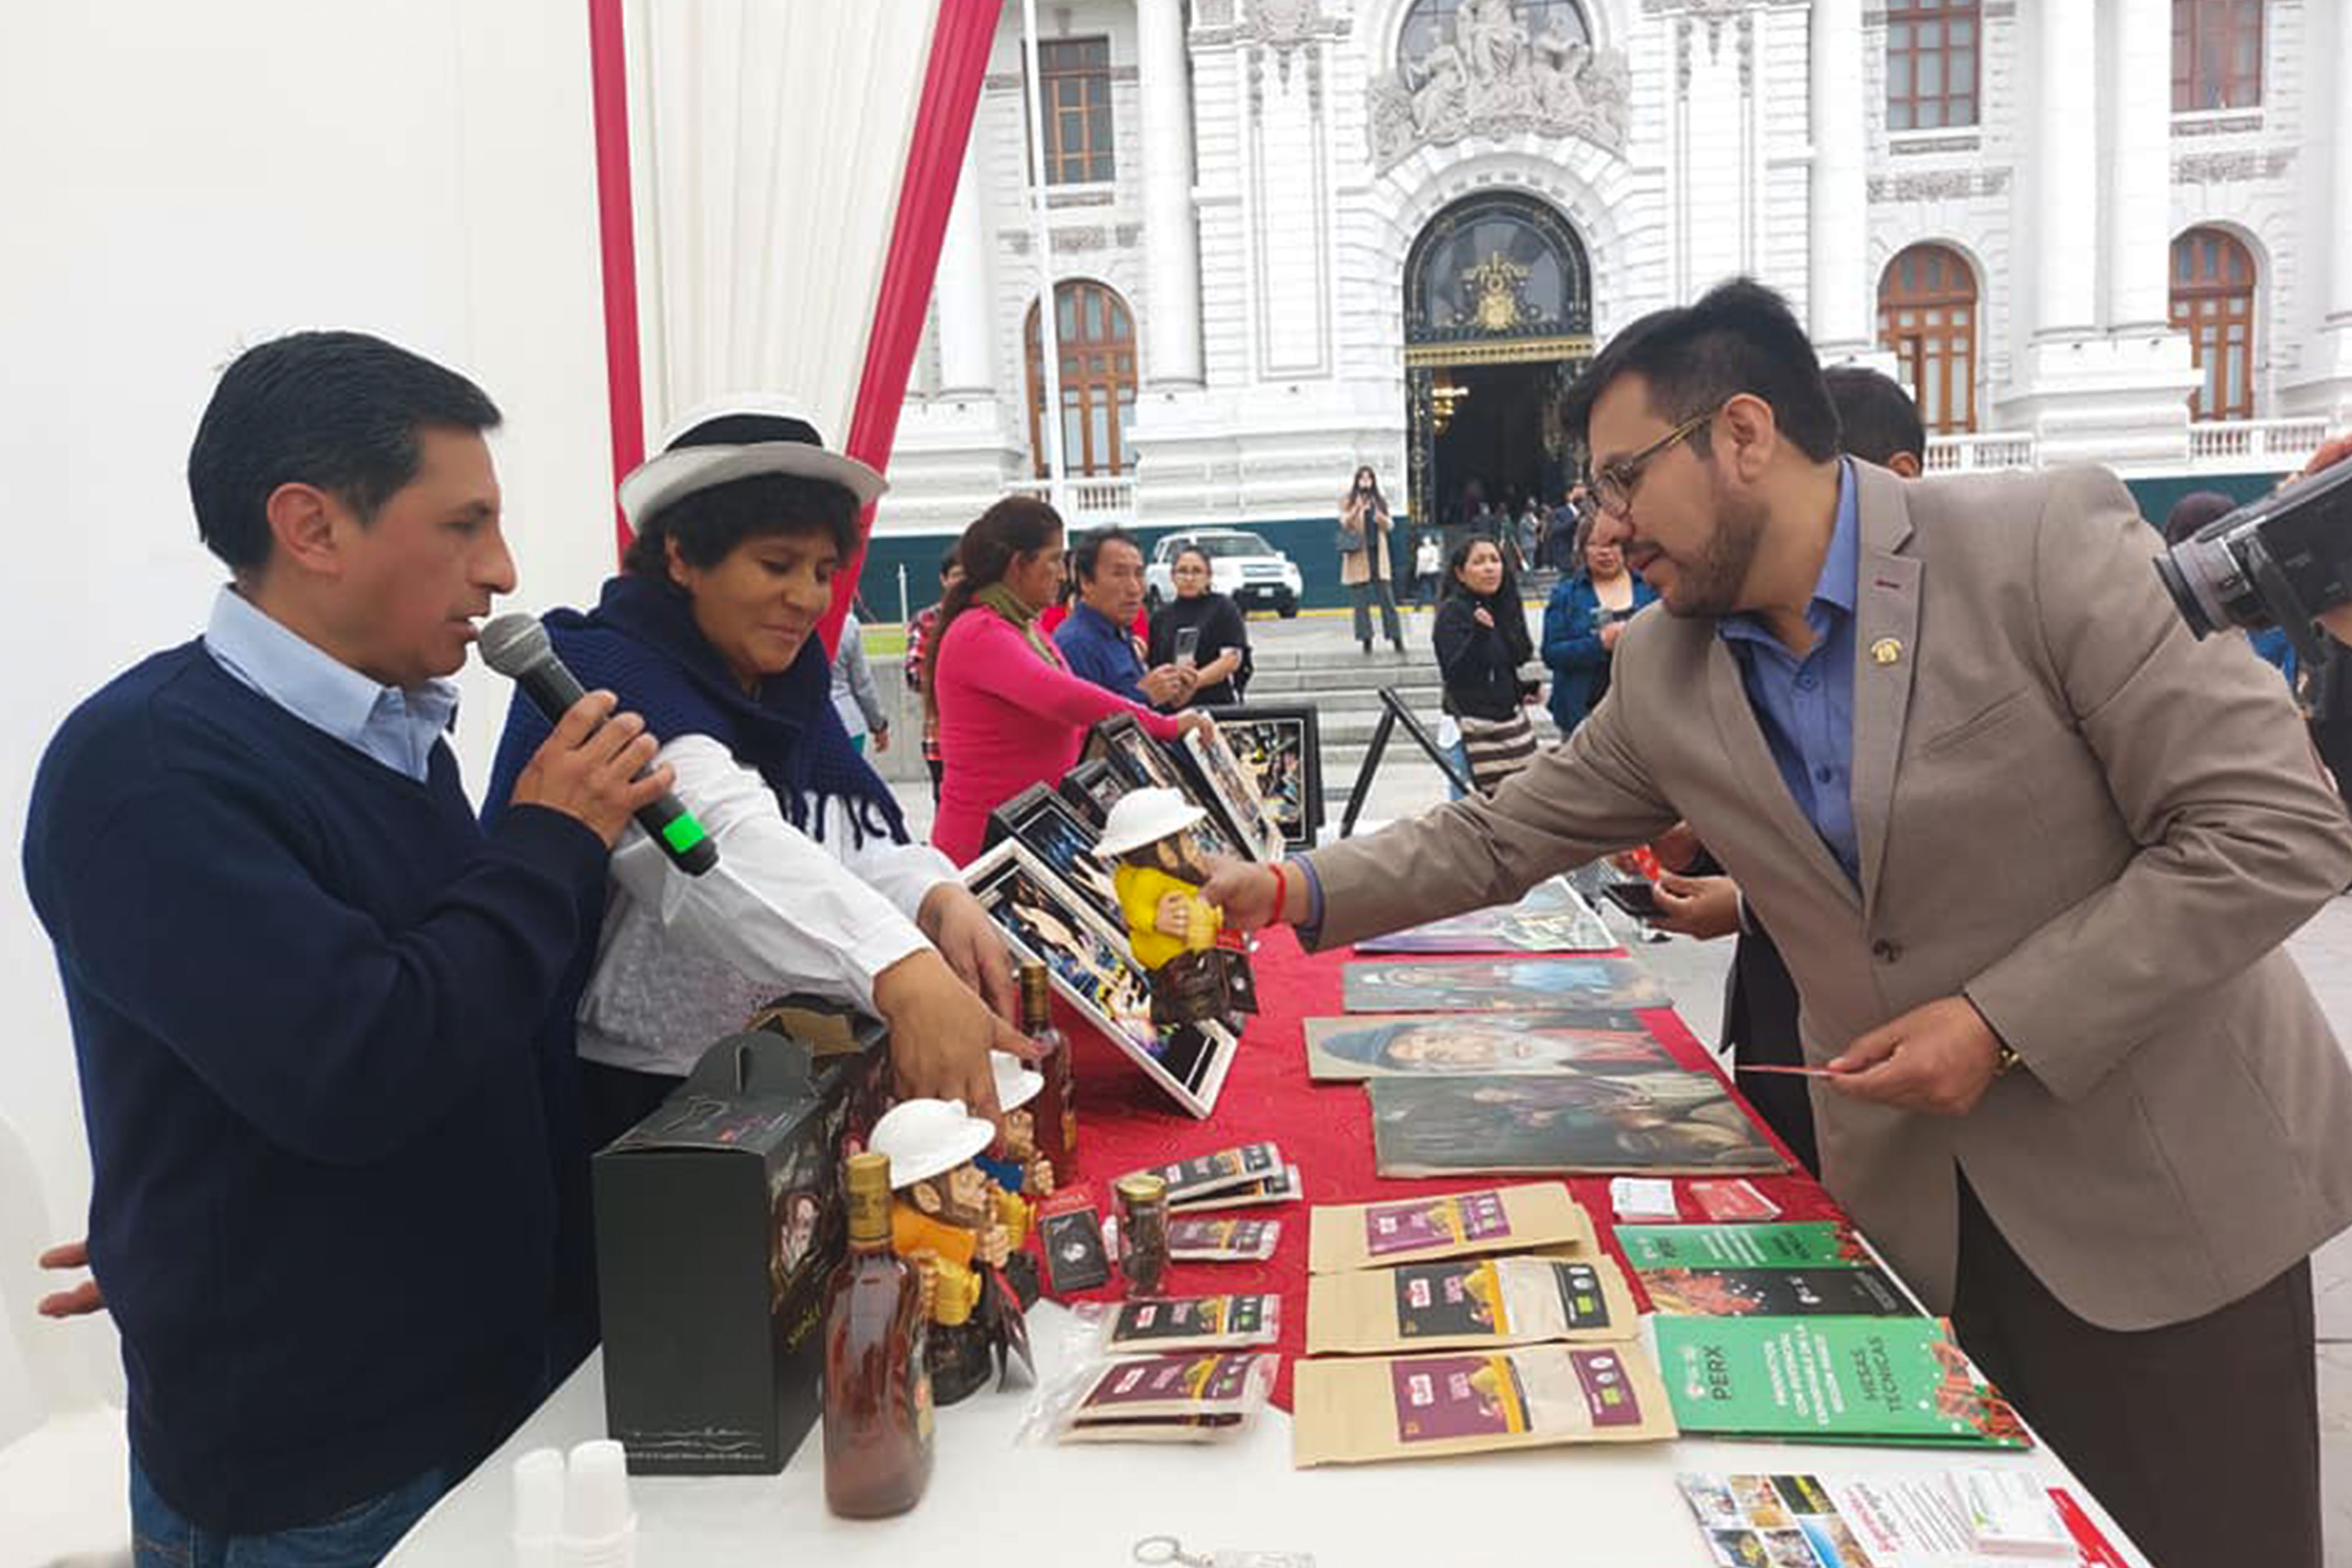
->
<box><xmin>1305</xmin><ymin>462</ymin><xmax>2352</xmax><ymax>1329</ymax></box>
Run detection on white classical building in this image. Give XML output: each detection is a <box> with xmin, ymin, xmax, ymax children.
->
<box><xmin>876</xmin><ymin>0</ymin><xmax>2351</xmax><ymax>604</ymax></box>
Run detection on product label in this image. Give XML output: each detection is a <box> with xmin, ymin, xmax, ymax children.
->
<box><xmin>1363</xmin><ymin>1190</ymin><xmax>1512</xmax><ymax>1258</ymax></box>
<box><xmin>1389</xmin><ymin>1347</ymin><xmax>1644</xmax><ymax>1445</ymax></box>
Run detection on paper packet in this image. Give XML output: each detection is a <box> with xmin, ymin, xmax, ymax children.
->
<box><xmin>1307</xmin><ymin>1183</ymin><xmax>1594</xmax><ymax>1274</ymax></box>
<box><xmin>1076</xmin><ymin>1294</ymin><xmax>1283</xmax><ymax>1352</ymax></box>
<box><xmin>1292</xmin><ymin>1343</ymin><xmax>1676</xmax><ymax>1466</ymax></box>
<box><xmin>1305</xmin><ymin>1249</ymin><xmax>1638</xmax><ymax>1354</ymax></box>
<box><xmin>1027</xmin><ymin>1351</ymin><xmax>1279</xmax><ymax>1445</ymax></box>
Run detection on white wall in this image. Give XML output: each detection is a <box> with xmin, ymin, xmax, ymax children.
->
<box><xmin>0</xmin><ymin>0</ymin><xmax>616</xmax><ymax>1286</ymax></box>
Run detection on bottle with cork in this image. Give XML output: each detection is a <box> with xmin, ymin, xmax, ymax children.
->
<box><xmin>821</xmin><ymin>1151</ymin><xmax>933</xmax><ymax>1518</ymax></box>
<box><xmin>1020</xmin><ymin>959</ymin><xmax>1076</xmax><ymax>1185</ymax></box>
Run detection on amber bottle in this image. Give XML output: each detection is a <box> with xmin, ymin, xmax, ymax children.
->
<box><xmin>822</xmin><ymin>1152</ymin><xmax>933</xmax><ymax>1517</ymax></box>
<box><xmin>1022</xmin><ymin>961</ymin><xmax>1076</xmax><ymax>1184</ymax></box>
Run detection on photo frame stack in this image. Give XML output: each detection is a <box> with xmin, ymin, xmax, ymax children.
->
<box><xmin>962</xmin><ymin>839</ymin><xmax>1237</xmax><ymax>1118</ymax></box>
<box><xmin>1205</xmin><ymin>704</ymin><xmax>1323</xmax><ymax>852</ymax></box>
<box><xmin>982</xmin><ymin>784</ymin><xmax>1123</xmax><ymax>931</ymax></box>
<box><xmin>1082</xmin><ymin>713</ymin><xmax>1240</xmax><ymax>860</ymax></box>
<box><xmin>1175</xmin><ymin>721</ymin><xmax>1285</xmax><ymax>863</ymax></box>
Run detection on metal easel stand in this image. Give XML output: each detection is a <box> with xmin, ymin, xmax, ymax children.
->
<box><xmin>1338</xmin><ymin>686</ymin><xmax>1474</xmax><ymax>838</ymax></box>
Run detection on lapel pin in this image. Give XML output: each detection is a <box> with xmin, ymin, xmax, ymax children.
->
<box><xmin>1870</xmin><ymin>637</ymin><xmax>1903</xmax><ymax>666</ymax></box>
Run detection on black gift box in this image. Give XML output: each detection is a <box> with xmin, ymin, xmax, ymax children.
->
<box><xmin>593</xmin><ymin>1012</ymin><xmax>889</xmax><ymax>1474</ymax></box>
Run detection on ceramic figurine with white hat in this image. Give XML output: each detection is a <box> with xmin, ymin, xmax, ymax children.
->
<box><xmin>1093</xmin><ymin>787</ymin><xmax>1259</xmax><ymax>1026</ymax></box>
<box><xmin>867</xmin><ymin>1098</ymin><xmax>1032</xmax><ymax>1399</ymax></box>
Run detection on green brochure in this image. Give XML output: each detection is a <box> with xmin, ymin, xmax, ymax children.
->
<box><xmin>1614</xmin><ymin>1221</ymin><xmax>1868</xmax><ymax>1271</ymax></box>
<box><xmin>1654</xmin><ymin>1316</ymin><xmax>2030</xmax><ymax>1448</ymax></box>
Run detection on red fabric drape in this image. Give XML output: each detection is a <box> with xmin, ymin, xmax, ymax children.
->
<box><xmin>821</xmin><ymin>0</ymin><xmax>1007</xmax><ymax>653</ymax></box>
<box><xmin>587</xmin><ymin>0</ymin><xmax>647</xmax><ymax>562</ymax></box>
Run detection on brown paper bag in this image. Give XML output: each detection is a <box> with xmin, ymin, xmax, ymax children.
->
<box><xmin>1307</xmin><ymin>1183</ymin><xmax>1594</xmax><ymax>1274</ymax></box>
<box><xmin>1305</xmin><ymin>1249</ymin><xmax>1640</xmax><ymax>1354</ymax></box>
<box><xmin>1292</xmin><ymin>1343</ymin><xmax>1677</xmax><ymax>1466</ymax></box>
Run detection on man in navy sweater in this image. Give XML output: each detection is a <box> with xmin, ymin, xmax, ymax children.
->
<box><xmin>22</xmin><ymin>333</ymin><xmax>671</xmax><ymax>1566</ymax></box>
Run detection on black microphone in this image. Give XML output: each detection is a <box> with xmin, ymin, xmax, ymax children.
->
<box><xmin>479</xmin><ymin>613</ymin><xmax>719</xmax><ymax>876</ymax></box>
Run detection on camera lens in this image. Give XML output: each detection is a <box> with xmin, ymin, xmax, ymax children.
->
<box><xmin>2155</xmin><ymin>532</ymin><xmax>2261</xmax><ymax>637</ymax></box>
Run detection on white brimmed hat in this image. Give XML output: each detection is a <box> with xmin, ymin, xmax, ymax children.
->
<box><xmin>867</xmin><ymin>1098</ymin><xmax>996</xmax><ymax>1189</ymax></box>
<box><xmin>617</xmin><ymin>395</ymin><xmax>887</xmax><ymax>532</ymax></box>
<box><xmin>1094</xmin><ymin>786</ymin><xmax>1207</xmax><ymax>859</ymax></box>
<box><xmin>991</xmin><ymin>1050</ymin><xmax>1043</xmax><ymax>1114</ymax></box>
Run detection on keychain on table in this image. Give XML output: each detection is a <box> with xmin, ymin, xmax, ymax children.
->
<box><xmin>1134</xmin><ymin>1534</ymin><xmax>1315</xmax><ymax>1568</ymax></box>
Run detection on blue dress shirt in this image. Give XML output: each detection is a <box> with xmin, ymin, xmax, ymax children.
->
<box><xmin>1055</xmin><ymin>601</ymin><xmax>1148</xmax><ymax>704</ymax></box>
<box><xmin>203</xmin><ymin>587</ymin><xmax>460</xmax><ymax>783</ymax></box>
<box><xmin>1718</xmin><ymin>461</ymin><xmax>1863</xmax><ymax>884</ymax></box>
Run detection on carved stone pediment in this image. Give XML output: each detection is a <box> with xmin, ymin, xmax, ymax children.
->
<box><xmin>1370</xmin><ymin>0</ymin><xmax>1630</xmax><ymax>169</ymax></box>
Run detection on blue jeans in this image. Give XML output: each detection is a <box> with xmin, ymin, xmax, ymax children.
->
<box><xmin>132</xmin><ymin>1456</ymin><xmax>450</xmax><ymax>1568</ymax></box>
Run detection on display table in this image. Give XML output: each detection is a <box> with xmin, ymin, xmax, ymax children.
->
<box><xmin>386</xmin><ymin>931</ymin><xmax>2152</xmax><ymax>1566</ymax></box>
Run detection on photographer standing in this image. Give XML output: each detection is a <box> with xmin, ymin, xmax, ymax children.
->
<box><xmin>1338</xmin><ymin>465</ymin><xmax>1406</xmax><ymax>656</ymax></box>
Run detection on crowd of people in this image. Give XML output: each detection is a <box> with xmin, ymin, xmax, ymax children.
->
<box><xmin>21</xmin><ymin>278</ymin><xmax>2352</xmax><ymax>1568</ymax></box>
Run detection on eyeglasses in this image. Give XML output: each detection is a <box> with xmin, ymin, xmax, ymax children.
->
<box><xmin>1587</xmin><ymin>402</ymin><xmax>1724</xmax><ymax>518</ymax></box>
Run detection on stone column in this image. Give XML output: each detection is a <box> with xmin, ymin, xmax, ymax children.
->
<box><xmin>1807</xmin><ymin>0</ymin><xmax>1873</xmax><ymax>356</ymax></box>
<box><xmin>934</xmin><ymin>136</ymin><xmax>995</xmax><ymax>396</ymax></box>
<box><xmin>2028</xmin><ymin>0</ymin><xmax>2099</xmax><ymax>341</ymax></box>
<box><xmin>1136</xmin><ymin>0</ymin><xmax>1204</xmax><ymax>386</ymax></box>
<box><xmin>2104</xmin><ymin>0</ymin><xmax>2173</xmax><ymax>332</ymax></box>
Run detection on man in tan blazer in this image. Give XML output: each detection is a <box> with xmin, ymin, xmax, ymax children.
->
<box><xmin>1212</xmin><ymin>280</ymin><xmax>2352</xmax><ymax>1568</ymax></box>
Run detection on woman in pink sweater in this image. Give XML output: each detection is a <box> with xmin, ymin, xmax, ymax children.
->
<box><xmin>928</xmin><ymin>497</ymin><xmax>1202</xmax><ymax>864</ymax></box>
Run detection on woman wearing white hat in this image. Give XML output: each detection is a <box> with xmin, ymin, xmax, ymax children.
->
<box><xmin>483</xmin><ymin>399</ymin><xmax>1036</xmax><ymax>1156</ymax></box>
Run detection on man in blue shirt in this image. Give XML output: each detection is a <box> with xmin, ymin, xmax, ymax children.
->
<box><xmin>23</xmin><ymin>333</ymin><xmax>670</xmax><ymax>1564</ymax></box>
<box><xmin>1055</xmin><ymin>527</ymin><xmax>1191</xmax><ymax>708</ymax></box>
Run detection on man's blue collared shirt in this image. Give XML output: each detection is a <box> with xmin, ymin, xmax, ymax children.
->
<box><xmin>1055</xmin><ymin>601</ymin><xmax>1148</xmax><ymax>704</ymax></box>
<box><xmin>1717</xmin><ymin>460</ymin><xmax>1862</xmax><ymax>884</ymax></box>
<box><xmin>202</xmin><ymin>587</ymin><xmax>460</xmax><ymax>783</ymax></box>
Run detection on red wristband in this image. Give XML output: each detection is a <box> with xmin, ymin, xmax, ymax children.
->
<box><xmin>1267</xmin><ymin>861</ymin><xmax>1290</xmax><ymax>927</ymax></box>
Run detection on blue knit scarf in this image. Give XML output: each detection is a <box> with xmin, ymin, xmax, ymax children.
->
<box><xmin>494</xmin><ymin>572</ymin><xmax>907</xmax><ymax>849</ymax></box>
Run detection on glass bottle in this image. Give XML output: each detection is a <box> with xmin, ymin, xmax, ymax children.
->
<box><xmin>1022</xmin><ymin>960</ymin><xmax>1076</xmax><ymax>1185</ymax></box>
<box><xmin>1115</xmin><ymin>1172</ymin><xmax>1170</xmax><ymax>1296</ymax></box>
<box><xmin>822</xmin><ymin>1151</ymin><xmax>933</xmax><ymax>1518</ymax></box>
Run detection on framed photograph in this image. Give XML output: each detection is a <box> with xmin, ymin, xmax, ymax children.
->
<box><xmin>984</xmin><ymin>784</ymin><xmax>1123</xmax><ymax>931</ymax></box>
<box><xmin>962</xmin><ymin>841</ymin><xmax>1236</xmax><ymax>1118</ymax></box>
<box><xmin>1206</xmin><ymin>704</ymin><xmax>1323</xmax><ymax>851</ymax></box>
<box><xmin>1056</xmin><ymin>759</ymin><xmax>1131</xmax><ymax>830</ymax></box>
<box><xmin>1341</xmin><ymin>956</ymin><xmax>1670</xmax><ymax>1013</ymax></box>
<box><xmin>1368</xmin><ymin>1072</ymin><xmax>1788</xmax><ymax>1177</ymax></box>
<box><xmin>1083</xmin><ymin>713</ymin><xmax>1237</xmax><ymax>860</ymax></box>
<box><xmin>1355</xmin><ymin>877</ymin><xmax>1615</xmax><ymax>955</ymax></box>
<box><xmin>1303</xmin><ymin>1011</ymin><xmax>1671</xmax><ymax>1081</ymax></box>
<box><xmin>1176</xmin><ymin>721</ymin><xmax>1285</xmax><ymax>863</ymax></box>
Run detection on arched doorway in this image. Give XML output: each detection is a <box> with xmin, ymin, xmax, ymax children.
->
<box><xmin>1025</xmin><ymin>279</ymin><xmax>1137</xmax><ymax>476</ymax></box>
<box><xmin>1403</xmin><ymin>191</ymin><xmax>1593</xmax><ymax>552</ymax></box>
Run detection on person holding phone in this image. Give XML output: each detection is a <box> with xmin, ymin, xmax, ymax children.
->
<box><xmin>1339</xmin><ymin>465</ymin><xmax>1407</xmax><ymax>656</ymax></box>
<box><xmin>1146</xmin><ymin>543</ymin><xmax>1250</xmax><ymax>708</ymax></box>
<box><xmin>1541</xmin><ymin>510</ymin><xmax>1656</xmax><ymax>741</ymax></box>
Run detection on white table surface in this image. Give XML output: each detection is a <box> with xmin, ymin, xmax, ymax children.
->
<box><xmin>383</xmin><ymin>1304</ymin><xmax>2151</xmax><ymax>1568</ymax></box>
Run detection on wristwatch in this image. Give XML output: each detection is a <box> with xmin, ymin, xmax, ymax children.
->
<box><xmin>1992</xmin><ymin>1042</ymin><xmax>2022</xmax><ymax>1078</ymax></box>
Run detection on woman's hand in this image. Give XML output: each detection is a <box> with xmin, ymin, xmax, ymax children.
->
<box><xmin>1176</xmin><ymin>710</ymin><xmax>1218</xmax><ymax>742</ymax></box>
<box><xmin>873</xmin><ymin>949</ymin><xmax>1039</xmax><ymax>1126</ymax></box>
<box><xmin>918</xmin><ymin>882</ymin><xmax>1019</xmax><ymax>1022</ymax></box>
<box><xmin>37</xmin><ymin>1240</ymin><xmax>104</xmax><ymax>1319</ymax></box>
<box><xmin>1472</xmin><ymin>606</ymin><xmax>1496</xmax><ymax>629</ymax></box>
<box><xmin>1598</xmin><ymin>621</ymin><xmax>1624</xmax><ymax>651</ymax></box>
<box><xmin>1648</xmin><ymin>873</ymin><xmax>1740</xmax><ymax>940</ymax></box>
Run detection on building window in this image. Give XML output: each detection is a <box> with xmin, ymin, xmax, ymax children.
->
<box><xmin>1026</xmin><ymin>280</ymin><xmax>1136</xmax><ymax>476</ymax></box>
<box><xmin>2172</xmin><ymin>0</ymin><xmax>2263</xmax><ymax>112</ymax></box>
<box><xmin>1036</xmin><ymin>38</ymin><xmax>1114</xmax><ymax>184</ymax></box>
<box><xmin>1886</xmin><ymin>0</ymin><xmax>1979</xmax><ymax>131</ymax></box>
<box><xmin>1878</xmin><ymin>244</ymin><xmax>1978</xmax><ymax>434</ymax></box>
<box><xmin>2171</xmin><ymin>227</ymin><xmax>2257</xmax><ymax>420</ymax></box>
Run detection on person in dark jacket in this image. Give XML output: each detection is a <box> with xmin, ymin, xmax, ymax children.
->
<box><xmin>1433</xmin><ymin>537</ymin><xmax>1539</xmax><ymax>793</ymax></box>
<box><xmin>1540</xmin><ymin>516</ymin><xmax>1658</xmax><ymax>738</ymax></box>
<box><xmin>1145</xmin><ymin>543</ymin><xmax>1251</xmax><ymax>708</ymax></box>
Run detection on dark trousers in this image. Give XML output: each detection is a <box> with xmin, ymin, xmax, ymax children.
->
<box><xmin>1350</xmin><ymin>578</ymin><xmax>1403</xmax><ymax>649</ymax></box>
<box><xmin>1720</xmin><ymin>916</ymin><xmax>1818</xmax><ymax>1174</ymax></box>
<box><xmin>1951</xmin><ymin>1175</ymin><xmax>2321</xmax><ymax>1568</ymax></box>
<box><xmin>926</xmin><ymin>755</ymin><xmax>944</xmax><ymax>806</ymax></box>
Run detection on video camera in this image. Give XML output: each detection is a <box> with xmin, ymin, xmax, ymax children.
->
<box><xmin>2156</xmin><ymin>456</ymin><xmax>2352</xmax><ymax>663</ymax></box>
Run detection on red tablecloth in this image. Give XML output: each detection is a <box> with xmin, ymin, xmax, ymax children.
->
<box><xmin>1048</xmin><ymin>929</ymin><xmax>1847</xmax><ymax>1410</ymax></box>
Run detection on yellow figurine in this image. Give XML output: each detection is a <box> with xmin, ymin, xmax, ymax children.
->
<box><xmin>1093</xmin><ymin>788</ymin><xmax>1258</xmax><ymax>1026</ymax></box>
